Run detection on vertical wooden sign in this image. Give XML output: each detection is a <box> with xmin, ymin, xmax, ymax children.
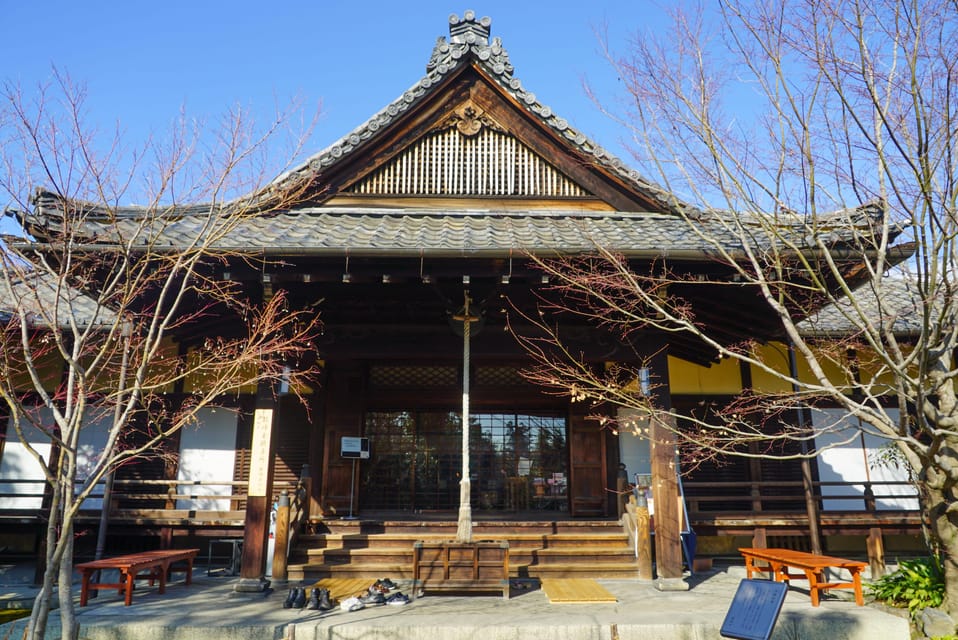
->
<box><xmin>247</xmin><ymin>408</ymin><xmax>273</xmax><ymax>497</ymax></box>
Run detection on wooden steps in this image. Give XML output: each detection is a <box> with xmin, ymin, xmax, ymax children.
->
<box><xmin>287</xmin><ymin>518</ymin><xmax>639</xmax><ymax>581</ymax></box>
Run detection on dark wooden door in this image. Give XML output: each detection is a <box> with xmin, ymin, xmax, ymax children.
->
<box><xmin>568</xmin><ymin>413</ymin><xmax>607</xmax><ymax>516</ymax></box>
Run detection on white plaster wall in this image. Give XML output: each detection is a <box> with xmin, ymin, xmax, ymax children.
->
<box><xmin>0</xmin><ymin>412</ymin><xmax>52</xmax><ymax>509</ymax></box>
<box><xmin>1</xmin><ymin>408</ymin><xmax>112</xmax><ymax>510</ymax></box>
<box><xmin>175</xmin><ymin>408</ymin><xmax>238</xmax><ymax>511</ymax></box>
<box><xmin>812</xmin><ymin>407</ymin><xmax>919</xmax><ymax>511</ymax></box>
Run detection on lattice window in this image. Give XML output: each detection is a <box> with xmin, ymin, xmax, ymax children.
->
<box><xmin>347</xmin><ymin>127</ymin><xmax>588</xmax><ymax>198</ymax></box>
<box><xmin>369</xmin><ymin>365</ymin><xmax>459</xmax><ymax>388</ymax></box>
<box><xmin>475</xmin><ymin>366</ymin><xmax>530</xmax><ymax>387</ymax></box>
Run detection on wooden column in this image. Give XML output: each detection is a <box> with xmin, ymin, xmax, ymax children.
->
<box><xmin>650</xmin><ymin>413</ymin><xmax>684</xmax><ymax>584</ymax></box>
<box><xmin>235</xmin><ymin>380</ymin><xmax>279</xmax><ymax>592</ymax></box>
<box><xmin>867</xmin><ymin>528</ymin><xmax>886</xmax><ymax>579</ymax></box>
<box><xmin>646</xmin><ymin>347</ymin><xmax>686</xmax><ymax>590</ymax></box>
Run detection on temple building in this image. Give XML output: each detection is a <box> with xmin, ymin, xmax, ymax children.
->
<box><xmin>1</xmin><ymin>12</ymin><xmax>920</xmax><ymax>585</ymax></box>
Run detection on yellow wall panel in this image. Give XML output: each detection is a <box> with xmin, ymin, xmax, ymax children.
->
<box><xmin>668</xmin><ymin>356</ymin><xmax>742</xmax><ymax>395</ymax></box>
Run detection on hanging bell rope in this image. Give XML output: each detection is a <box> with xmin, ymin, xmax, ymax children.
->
<box><xmin>454</xmin><ymin>292</ymin><xmax>480</xmax><ymax>543</ymax></box>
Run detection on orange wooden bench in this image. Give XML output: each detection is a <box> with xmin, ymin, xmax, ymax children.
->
<box><xmin>75</xmin><ymin>548</ymin><xmax>199</xmax><ymax>606</ymax></box>
<box><xmin>739</xmin><ymin>547</ymin><xmax>867</xmax><ymax>607</ymax></box>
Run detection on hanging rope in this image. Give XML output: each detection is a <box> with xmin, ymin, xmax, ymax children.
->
<box><xmin>456</xmin><ymin>292</ymin><xmax>477</xmax><ymax>543</ymax></box>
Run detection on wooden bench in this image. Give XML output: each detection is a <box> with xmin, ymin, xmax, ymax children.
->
<box><xmin>739</xmin><ymin>547</ymin><xmax>867</xmax><ymax>607</ymax></box>
<box><xmin>75</xmin><ymin>548</ymin><xmax>199</xmax><ymax>606</ymax></box>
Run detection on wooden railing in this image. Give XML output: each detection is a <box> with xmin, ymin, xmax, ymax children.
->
<box><xmin>683</xmin><ymin>479</ymin><xmax>920</xmax><ymax>516</ymax></box>
<box><xmin>0</xmin><ymin>477</ymin><xmax>299</xmax><ymax>529</ymax></box>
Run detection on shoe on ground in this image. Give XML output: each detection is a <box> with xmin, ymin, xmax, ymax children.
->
<box><xmin>359</xmin><ymin>591</ymin><xmax>386</xmax><ymax>605</ymax></box>
<box><xmin>379</xmin><ymin>578</ymin><xmax>399</xmax><ymax>590</ymax></box>
<box><xmin>306</xmin><ymin>588</ymin><xmax>320</xmax><ymax>610</ymax></box>
<box><xmin>372</xmin><ymin>578</ymin><xmax>398</xmax><ymax>592</ymax></box>
<box><xmin>385</xmin><ymin>592</ymin><xmax>410</xmax><ymax>606</ymax></box>
<box><xmin>292</xmin><ymin>587</ymin><xmax>307</xmax><ymax>608</ymax></box>
<box><xmin>340</xmin><ymin>596</ymin><xmax>365</xmax><ymax>612</ymax></box>
<box><xmin>282</xmin><ymin>587</ymin><xmax>297</xmax><ymax>609</ymax></box>
<box><xmin>318</xmin><ymin>588</ymin><xmax>333</xmax><ymax>611</ymax></box>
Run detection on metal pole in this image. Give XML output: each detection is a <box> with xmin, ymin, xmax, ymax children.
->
<box><xmin>345</xmin><ymin>458</ymin><xmax>358</xmax><ymax>520</ymax></box>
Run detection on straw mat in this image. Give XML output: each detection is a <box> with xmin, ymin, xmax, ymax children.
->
<box><xmin>310</xmin><ymin>578</ymin><xmax>376</xmax><ymax>602</ymax></box>
<box><xmin>540</xmin><ymin>578</ymin><xmax>617</xmax><ymax>603</ymax></box>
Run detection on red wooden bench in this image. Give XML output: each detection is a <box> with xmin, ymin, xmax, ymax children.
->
<box><xmin>739</xmin><ymin>547</ymin><xmax>867</xmax><ymax>606</ymax></box>
<box><xmin>75</xmin><ymin>548</ymin><xmax>199</xmax><ymax>606</ymax></box>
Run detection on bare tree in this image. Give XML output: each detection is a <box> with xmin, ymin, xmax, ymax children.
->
<box><xmin>0</xmin><ymin>74</ymin><xmax>321</xmax><ymax>640</ymax></box>
<box><xmin>508</xmin><ymin>0</ymin><xmax>958</xmax><ymax>614</ymax></box>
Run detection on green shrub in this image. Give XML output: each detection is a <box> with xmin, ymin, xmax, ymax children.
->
<box><xmin>867</xmin><ymin>557</ymin><xmax>944</xmax><ymax>615</ymax></box>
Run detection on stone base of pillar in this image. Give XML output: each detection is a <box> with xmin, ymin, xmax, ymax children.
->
<box><xmin>654</xmin><ymin>577</ymin><xmax>689</xmax><ymax>592</ymax></box>
<box><xmin>232</xmin><ymin>577</ymin><xmax>271</xmax><ymax>593</ymax></box>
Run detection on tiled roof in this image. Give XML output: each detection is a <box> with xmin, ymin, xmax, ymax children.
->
<box><xmin>0</xmin><ymin>272</ymin><xmax>115</xmax><ymax>329</ymax></box>
<box><xmin>9</xmin><ymin>204</ymin><xmax>790</xmax><ymax>257</ymax></box>
<box><xmin>266</xmin><ymin>11</ymin><xmax>688</xmax><ymax>215</ymax></box>
<box><xmin>798</xmin><ymin>274</ymin><xmax>924</xmax><ymax>337</ymax></box>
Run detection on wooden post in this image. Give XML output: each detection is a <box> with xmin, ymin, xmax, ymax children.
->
<box><xmin>867</xmin><ymin>527</ymin><xmax>886</xmax><ymax>579</ymax></box>
<box><xmin>635</xmin><ymin>498</ymin><xmax>653</xmax><ymax>580</ymax></box>
<box><xmin>650</xmin><ymin>412</ymin><xmax>684</xmax><ymax>586</ymax></box>
<box><xmin>235</xmin><ymin>380</ymin><xmax>278</xmax><ymax>592</ymax></box>
<box><xmin>272</xmin><ymin>490</ymin><xmax>290</xmax><ymax>584</ymax></box>
<box><xmin>753</xmin><ymin>527</ymin><xmax>768</xmax><ymax>549</ymax></box>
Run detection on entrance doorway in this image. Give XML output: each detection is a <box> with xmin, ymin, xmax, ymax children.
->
<box><xmin>360</xmin><ymin>411</ymin><xmax>567</xmax><ymax>512</ymax></box>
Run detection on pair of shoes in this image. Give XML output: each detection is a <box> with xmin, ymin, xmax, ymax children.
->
<box><xmin>385</xmin><ymin>591</ymin><xmax>410</xmax><ymax>606</ymax></box>
<box><xmin>283</xmin><ymin>587</ymin><xmax>307</xmax><ymax>609</ymax></box>
<box><xmin>340</xmin><ymin>596</ymin><xmax>365</xmax><ymax>612</ymax></box>
<box><xmin>359</xmin><ymin>590</ymin><xmax>386</xmax><ymax>606</ymax></box>
<box><xmin>374</xmin><ymin>578</ymin><xmax>398</xmax><ymax>591</ymax></box>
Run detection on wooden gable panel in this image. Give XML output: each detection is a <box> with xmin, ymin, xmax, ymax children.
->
<box><xmin>312</xmin><ymin>65</ymin><xmax>671</xmax><ymax>213</ymax></box>
<box><xmin>345</xmin><ymin>120</ymin><xmax>590</xmax><ymax>198</ymax></box>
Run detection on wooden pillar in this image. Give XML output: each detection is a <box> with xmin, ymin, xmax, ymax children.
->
<box><xmin>646</xmin><ymin>345</ymin><xmax>686</xmax><ymax>590</ymax></box>
<box><xmin>271</xmin><ymin>490</ymin><xmax>290</xmax><ymax>584</ymax></box>
<box><xmin>867</xmin><ymin>527</ymin><xmax>886</xmax><ymax>579</ymax></box>
<box><xmin>633</xmin><ymin>495</ymin><xmax>653</xmax><ymax>580</ymax></box>
<box><xmin>650</xmin><ymin>412</ymin><xmax>685</xmax><ymax>586</ymax></box>
<box><xmin>753</xmin><ymin>527</ymin><xmax>768</xmax><ymax>548</ymax></box>
<box><xmin>235</xmin><ymin>380</ymin><xmax>279</xmax><ymax>592</ymax></box>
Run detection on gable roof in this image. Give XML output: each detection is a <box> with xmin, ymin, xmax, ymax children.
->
<box><xmin>262</xmin><ymin>11</ymin><xmax>688</xmax><ymax>215</ymax></box>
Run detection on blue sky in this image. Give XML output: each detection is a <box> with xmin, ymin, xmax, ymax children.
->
<box><xmin>0</xmin><ymin>2</ymin><xmax>663</xmax><ymax>189</ymax></box>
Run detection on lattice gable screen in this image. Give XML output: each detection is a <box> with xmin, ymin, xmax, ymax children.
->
<box><xmin>346</xmin><ymin>103</ymin><xmax>590</xmax><ymax>198</ymax></box>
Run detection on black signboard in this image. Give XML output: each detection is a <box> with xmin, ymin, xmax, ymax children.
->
<box><xmin>721</xmin><ymin>579</ymin><xmax>788</xmax><ymax>640</ymax></box>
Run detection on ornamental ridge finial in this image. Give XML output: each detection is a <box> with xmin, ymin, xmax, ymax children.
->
<box><xmin>448</xmin><ymin>10</ymin><xmax>491</xmax><ymax>45</ymax></box>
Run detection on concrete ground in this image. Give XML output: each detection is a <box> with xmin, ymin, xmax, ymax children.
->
<box><xmin>0</xmin><ymin>562</ymin><xmax>910</xmax><ymax>640</ymax></box>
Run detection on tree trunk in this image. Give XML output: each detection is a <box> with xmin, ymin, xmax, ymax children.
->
<box><xmin>57</xmin><ymin>521</ymin><xmax>78</xmax><ymax>640</ymax></box>
<box><xmin>926</xmin><ymin>484</ymin><xmax>958</xmax><ymax>617</ymax></box>
<box><xmin>27</xmin><ymin>484</ymin><xmax>62</xmax><ymax>640</ymax></box>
